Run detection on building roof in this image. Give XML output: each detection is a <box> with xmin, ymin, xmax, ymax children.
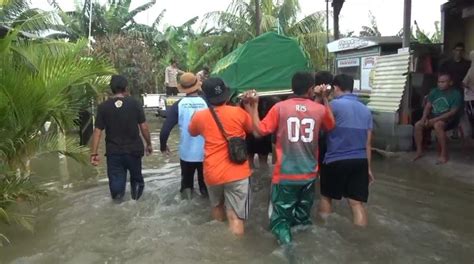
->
<box><xmin>327</xmin><ymin>36</ymin><xmax>402</xmax><ymax>53</ymax></box>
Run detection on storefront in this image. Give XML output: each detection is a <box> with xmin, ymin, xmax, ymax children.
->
<box><xmin>327</xmin><ymin>37</ymin><xmax>403</xmax><ymax>92</ymax></box>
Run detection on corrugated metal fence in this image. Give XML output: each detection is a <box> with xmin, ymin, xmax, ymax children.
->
<box><xmin>368</xmin><ymin>53</ymin><xmax>411</xmax><ymax>113</ymax></box>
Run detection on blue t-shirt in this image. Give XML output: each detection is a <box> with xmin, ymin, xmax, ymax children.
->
<box><xmin>324</xmin><ymin>94</ymin><xmax>373</xmax><ymax>164</ymax></box>
<box><xmin>159</xmin><ymin>96</ymin><xmax>207</xmax><ymax>162</ymax></box>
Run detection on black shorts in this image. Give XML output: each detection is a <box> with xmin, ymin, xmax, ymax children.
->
<box><xmin>318</xmin><ymin>131</ymin><xmax>327</xmax><ymax>167</ymax></box>
<box><xmin>246</xmin><ymin>134</ymin><xmax>272</xmax><ymax>155</ymax></box>
<box><xmin>320</xmin><ymin>159</ymin><xmax>369</xmax><ymax>203</ymax></box>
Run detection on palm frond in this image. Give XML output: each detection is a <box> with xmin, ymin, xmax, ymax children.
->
<box><xmin>11</xmin><ymin>9</ymin><xmax>61</xmax><ymax>35</ymax></box>
<box><xmin>0</xmin><ymin>39</ymin><xmax>115</xmax><ymax>169</ymax></box>
<box><xmin>152</xmin><ymin>9</ymin><xmax>166</xmax><ymax>29</ymax></box>
<box><xmin>0</xmin><ymin>169</ymin><xmax>46</xmax><ymax>241</ymax></box>
<box><xmin>0</xmin><ymin>232</ymin><xmax>11</xmax><ymax>247</ymax></box>
<box><xmin>277</xmin><ymin>0</ymin><xmax>300</xmax><ymax>27</ymax></box>
<box><xmin>287</xmin><ymin>11</ymin><xmax>325</xmax><ymax>35</ymax></box>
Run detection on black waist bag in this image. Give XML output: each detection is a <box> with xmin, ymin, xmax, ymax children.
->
<box><xmin>209</xmin><ymin>106</ymin><xmax>248</xmax><ymax>164</ymax></box>
<box><xmin>227</xmin><ymin>137</ymin><xmax>248</xmax><ymax>164</ymax></box>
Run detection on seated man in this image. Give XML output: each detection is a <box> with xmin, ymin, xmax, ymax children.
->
<box><xmin>414</xmin><ymin>72</ymin><xmax>462</xmax><ymax>164</ymax></box>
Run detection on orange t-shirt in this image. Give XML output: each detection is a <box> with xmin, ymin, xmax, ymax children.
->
<box><xmin>189</xmin><ymin>105</ymin><xmax>252</xmax><ymax>186</ymax></box>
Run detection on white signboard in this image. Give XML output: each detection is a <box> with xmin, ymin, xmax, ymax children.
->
<box><xmin>327</xmin><ymin>37</ymin><xmax>378</xmax><ymax>53</ymax></box>
<box><xmin>337</xmin><ymin>58</ymin><xmax>360</xmax><ymax>68</ymax></box>
<box><xmin>362</xmin><ymin>56</ymin><xmax>376</xmax><ymax>69</ymax></box>
<box><xmin>361</xmin><ymin>56</ymin><xmax>377</xmax><ymax>90</ymax></box>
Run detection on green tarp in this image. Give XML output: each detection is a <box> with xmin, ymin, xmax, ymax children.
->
<box><xmin>211</xmin><ymin>32</ymin><xmax>312</xmax><ymax>94</ymax></box>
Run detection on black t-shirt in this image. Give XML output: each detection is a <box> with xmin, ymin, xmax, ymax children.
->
<box><xmin>95</xmin><ymin>96</ymin><xmax>146</xmax><ymax>156</ymax></box>
<box><xmin>440</xmin><ymin>59</ymin><xmax>471</xmax><ymax>89</ymax></box>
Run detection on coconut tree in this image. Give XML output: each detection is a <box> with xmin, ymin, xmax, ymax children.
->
<box><xmin>201</xmin><ymin>0</ymin><xmax>328</xmax><ymax>68</ymax></box>
<box><xmin>0</xmin><ymin>0</ymin><xmax>61</xmax><ymax>38</ymax></box>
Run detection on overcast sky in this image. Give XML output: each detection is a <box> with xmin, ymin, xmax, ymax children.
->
<box><xmin>33</xmin><ymin>0</ymin><xmax>448</xmax><ymax>36</ymax></box>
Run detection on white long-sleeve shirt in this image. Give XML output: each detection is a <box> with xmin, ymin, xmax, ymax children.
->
<box><xmin>165</xmin><ymin>66</ymin><xmax>183</xmax><ymax>88</ymax></box>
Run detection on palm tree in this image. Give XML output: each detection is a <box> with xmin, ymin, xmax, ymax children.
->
<box><xmin>0</xmin><ymin>0</ymin><xmax>61</xmax><ymax>38</ymax></box>
<box><xmin>0</xmin><ymin>26</ymin><xmax>115</xmax><ymax>243</ymax></box>
<box><xmin>202</xmin><ymin>0</ymin><xmax>328</xmax><ymax>68</ymax></box>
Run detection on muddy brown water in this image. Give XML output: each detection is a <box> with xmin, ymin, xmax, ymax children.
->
<box><xmin>1</xmin><ymin>115</ymin><xmax>473</xmax><ymax>263</ymax></box>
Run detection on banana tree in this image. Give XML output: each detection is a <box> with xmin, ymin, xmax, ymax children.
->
<box><xmin>54</xmin><ymin>0</ymin><xmax>156</xmax><ymax>39</ymax></box>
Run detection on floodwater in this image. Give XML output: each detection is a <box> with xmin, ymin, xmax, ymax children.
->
<box><xmin>1</xmin><ymin>115</ymin><xmax>474</xmax><ymax>264</ymax></box>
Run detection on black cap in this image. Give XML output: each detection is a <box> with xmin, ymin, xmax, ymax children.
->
<box><xmin>202</xmin><ymin>77</ymin><xmax>231</xmax><ymax>105</ymax></box>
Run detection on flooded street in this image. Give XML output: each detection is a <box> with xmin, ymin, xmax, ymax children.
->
<box><xmin>1</xmin><ymin>115</ymin><xmax>474</xmax><ymax>264</ymax></box>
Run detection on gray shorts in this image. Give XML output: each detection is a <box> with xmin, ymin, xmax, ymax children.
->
<box><xmin>208</xmin><ymin>178</ymin><xmax>250</xmax><ymax>220</ymax></box>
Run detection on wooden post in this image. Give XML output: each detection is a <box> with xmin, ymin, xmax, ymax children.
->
<box><xmin>332</xmin><ymin>0</ymin><xmax>345</xmax><ymax>40</ymax></box>
<box><xmin>402</xmin><ymin>0</ymin><xmax>412</xmax><ymax>48</ymax></box>
<box><xmin>326</xmin><ymin>0</ymin><xmax>330</xmax><ymax>69</ymax></box>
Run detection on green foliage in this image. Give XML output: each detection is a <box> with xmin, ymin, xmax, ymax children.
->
<box><xmin>414</xmin><ymin>20</ymin><xmax>442</xmax><ymax>44</ymax></box>
<box><xmin>0</xmin><ymin>24</ymin><xmax>115</xmax><ymax>244</ymax></box>
<box><xmin>0</xmin><ymin>168</ymin><xmax>47</xmax><ymax>246</ymax></box>
<box><xmin>0</xmin><ymin>36</ymin><xmax>115</xmax><ymax>169</ymax></box>
<box><xmin>92</xmin><ymin>34</ymin><xmax>158</xmax><ymax>95</ymax></box>
<box><xmin>396</xmin><ymin>20</ymin><xmax>442</xmax><ymax>44</ymax></box>
<box><xmin>52</xmin><ymin>0</ymin><xmax>156</xmax><ymax>39</ymax></box>
<box><xmin>203</xmin><ymin>0</ymin><xmax>330</xmax><ymax>69</ymax></box>
<box><xmin>0</xmin><ymin>0</ymin><xmax>61</xmax><ymax>37</ymax></box>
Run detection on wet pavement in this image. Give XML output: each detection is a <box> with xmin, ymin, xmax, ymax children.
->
<box><xmin>1</xmin><ymin>115</ymin><xmax>473</xmax><ymax>263</ymax></box>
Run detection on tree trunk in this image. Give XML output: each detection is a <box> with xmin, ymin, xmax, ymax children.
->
<box><xmin>255</xmin><ymin>0</ymin><xmax>261</xmax><ymax>36</ymax></box>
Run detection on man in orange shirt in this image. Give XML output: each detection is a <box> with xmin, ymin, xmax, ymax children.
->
<box><xmin>188</xmin><ymin>78</ymin><xmax>253</xmax><ymax>236</ymax></box>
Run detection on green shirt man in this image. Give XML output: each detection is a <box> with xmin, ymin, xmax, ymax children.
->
<box><xmin>428</xmin><ymin>87</ymin><xmax>462</xmax><ymax>116</ymax></box>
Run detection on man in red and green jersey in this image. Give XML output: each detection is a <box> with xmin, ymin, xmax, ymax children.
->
<box><xmin>244</xmin><ymin>72</ymin><xmax>335</xmax><ymax>245</ymax></box>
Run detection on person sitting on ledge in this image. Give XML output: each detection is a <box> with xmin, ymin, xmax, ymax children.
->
<box><xmin>413</xmin><ymin>72</ymin><xmax>462</xmax><ymax>164</ymax></box>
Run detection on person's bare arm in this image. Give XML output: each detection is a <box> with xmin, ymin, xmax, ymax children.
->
<box><xmin>422</xmin><ymin>101</ymin><xmax>432</xmax><ymax>120</ymax></box>
<box><xmin>366</xmin><ymin>130</ymin><xmax>374</xmax><ymax>184</ymax></box>
<box><xmin>429</xmin><ymin>107</ymin><xmax>458</xmax><ymax>124</ymax></box>
<box><xmin>420</xmin><ymin>101</ymin><xmax>432</xmax><ymax>127</ymax></box>
<box><xmin>139</xmin><ymin>122</ymin><xmax>153</xmax><ymax>155</ymax></box>
<box><xmin>90</xmin><ymin>128</ymin><xmax>102</xmax><ymax>166</ymax></box>
<box><xmin>164</xmin><ymin>67</ymin><xmax>169</xmax><ymax>86</ymax></box>
<box><xmin>243</xmin><ymin>97</ymin><xmax>264</xmax><ymax>138</ymax></box>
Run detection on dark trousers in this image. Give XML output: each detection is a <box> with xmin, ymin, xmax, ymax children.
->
<box><xmin>166</xmin><ymin>86</ymin><xmax>179</xmax><ymax>96</ymax></box>
<box><xmin>106</xmin><ymin>154</ymin><xmax>144</xmax><ymax>200</ymax></box>
<box><xmin>466</xmin><ymin>101</ymin><xmax>474</xmax><ymax>139</ymax></box>
<box><xmin>180</xmin><ymin>159</ymin><xmax>206</xmax><ymax>192</ymax></box>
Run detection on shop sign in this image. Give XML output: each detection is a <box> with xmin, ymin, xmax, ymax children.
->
<box><xmin>337</xmin><ymin>58</ymin><xmax>360</xmax><ymax>68</ymax></box>
<box><xmin>327</xmin><ymin>37</ymin><xmax>378</xmax><ymax>53</ymax></box>
<box><xmin>362</xmin><ymin>57</ymin><xmax>376</xmax><ymax>69</ymax></box>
